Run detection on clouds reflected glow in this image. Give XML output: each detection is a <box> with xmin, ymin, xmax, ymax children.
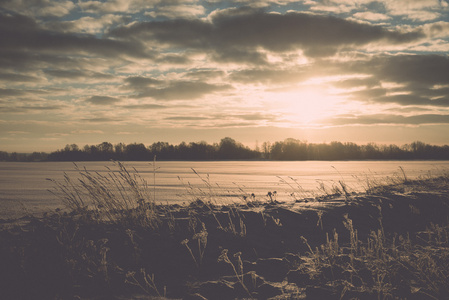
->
<box><xmin>0</xmin><ymin>0</ymin><xmax>448</xmax><ymax>151</ymax></box>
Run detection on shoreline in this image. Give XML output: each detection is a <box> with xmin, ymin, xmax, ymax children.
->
<box><xmin>4</xmin><ymin>158</ymin><xmax>449</xmax><ymax>162</ymax></box>
<box><xmin>3</xmin><ymin>160</ymin><xmax>449</xmax><ymax>222</ymax></box>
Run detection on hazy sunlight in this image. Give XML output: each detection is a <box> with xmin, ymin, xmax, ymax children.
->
<box><xmin>281</xmin><ymin>87</ymin><xmax>340</xmax><ymax>125</ymax></box>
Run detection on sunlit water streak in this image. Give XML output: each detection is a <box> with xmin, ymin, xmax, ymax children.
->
<box><xmin>1</xmin><ymin>160</ymin><xmax>448</xmax><ymax>219</ymax></box>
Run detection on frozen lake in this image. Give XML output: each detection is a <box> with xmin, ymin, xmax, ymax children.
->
<box><xmin>1</xmin><ymin>160</ymin><xmax>448</xmax><ymax>219</ymax></box>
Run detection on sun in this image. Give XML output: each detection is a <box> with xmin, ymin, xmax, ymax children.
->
<box><xmin>279</xmin><ymin>87</ymin><xmax>341</xmax><ymax>125</ymax></box>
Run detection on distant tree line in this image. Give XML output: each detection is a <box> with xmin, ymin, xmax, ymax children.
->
<box><xmin>265</xmin><ymin>139</ymin><xmax>449</xmax><ymax>160</ymax></box>
<box><xmin>1</xmin><ymin>138</ymin><xmax>449</xmax><ymax>162</ymax></box>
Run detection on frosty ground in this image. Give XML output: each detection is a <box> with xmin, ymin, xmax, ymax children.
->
<box><xmin>1</xmin><ymin>165</ymin><xmax>449</xmax><ymax>299</ymax></box>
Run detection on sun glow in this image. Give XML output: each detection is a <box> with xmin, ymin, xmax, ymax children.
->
<box><xmin>278</xmin><ymin>87</ymin><xmax>342</xmax><ymax>126</ymax></box>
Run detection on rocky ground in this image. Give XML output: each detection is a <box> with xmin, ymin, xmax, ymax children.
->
<box><xmin>1</xmin><ymin>176</ymin><xmax>449</xmax><ymax>299</ymax></box>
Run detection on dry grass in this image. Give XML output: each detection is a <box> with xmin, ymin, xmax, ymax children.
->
<box><xmin>1</xmin><ymin>163</ymin><xmax>449</xmax><ymax>299</ymax></box>
<box><xmin>299</xmin><ymin>215</ymin><xmax>449</xmax><ymax>299</ymax></box>
<box><xmin>47</xmin><ymin>161</ymin><xmax>160</xmax><ymax>227</ymax></box>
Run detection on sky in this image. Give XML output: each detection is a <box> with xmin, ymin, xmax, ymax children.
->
<box><xmin>1</xmin><ymin>0</ymin><xmax>449</xmax><ymax>152</ymax></box>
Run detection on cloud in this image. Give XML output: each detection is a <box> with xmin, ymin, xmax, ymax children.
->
<box><xmin>327</xmin><ymin>113</ymin><xmax>449</xmax><ymax>126</ymax></box>
<box><xmin>165</xmin><ymin>116</ymin><xmax>210</xmax><ymax>120</ymax></box>
<box><xmin>382</xmin><ymin>0</ymin><xmax>446</xmax><ymax>21</ymax></box>
<box><xmin>110</xmin><ymin>8</ymin><xmax>424</xmax><ymax>60</ymax></box>
<box><xmin>209</xmin><ymin>122</ymin><xmax>260</xmax><ymax>128</ymax></box>
<box><xmin>155</xmin><ymin>53</ymin><xmax>191</xmax><ymax>64</ymax></box>
<box><xmin>331</xmin><ymin>54</ymin><xmax>449</xmax><ymax>107</ymax></box>
<box><xmin>86</xmin><ymin>96</ymin><xmax>121</xmax><ymax>105</ymax></box>
<box><xmin>44</xmin><ymin>69</ymin><xmax>87</xmax><ymax>79</ymax></box>
<box><xmin>1</xmin><ymin>0</ymin><xmax>75</xmax><ymax>17</ymax></box>
<box><xmin>123</xmin><ymin>76</ymin><xmax>233</xmax><ymax>100</ymax></box>
<box><xmin>422</xmin><ymin>22</ymin><xmax>449</xmax><ymax>38</ymax></box>
<box><xmin>161</xmin><ymin>112</ymin><xmax>281</xmax><ymax>127</ymax></box>
<box><xmin>124</xmin><ymin>76</ymin><xmax>161</xmax><ymax>89</ymax></box>
<box><xmin>44</xmin><ymin>69</ymin><xmax>115</xmax><ymax>83</ymax></box>
<box><xmin>333</xmin><ymin>77</ymin><xmax>380</xmax><ymax>89</ymax></box>
<box><xmin>43</xmin><ymin>14</ymin><xmax>128</xmax><ymax>35</ymax></box>
<box><xmin>0</xmin><ymin>51</ymin><xmax>90</xmax><ymax>74</ymax></box>
<box><xmin>185</xmin><ymin>70</ymin><xmax>225</xmax><ymax>80</ymax></box>
<box><xmin>353</xmin><ymin>12</ymin><xmax>391</xmax><ymax>21</ymax></box>
<box><xmin>302</xmin><ymin>0</ymin><xmax>448</xmax><ymax>21</ymax></box>
<box><xmin>231</xmin><ymin>113</ymin><xmax>278</xmax><ymax>121</ymax></box>
<box><xmin>374</xmin><ymin>55</ymin><xmax>449</xmax><ymax>87</ymax></box>
<box><xmin>1</xmin><ymin>1</ymin><xmax>448</xmax><ymax>150</ymax></box>
<box><xmin>0</xmin><ymin>87</ymin><xmax>57</xmax><ymax>99</ymax></box>
<box><xmin>0</xmin><ymin>105</ymin><xmax>63</xmax><ymax>113</ymax></box>
<box><xmin>0</xmin><ymin>12</ymin><xmax>151</xmax><ymax>59</ymax></box>
<box><xmin>375</xmin><ymin>94</ymin><xmax>449</xmax><ymax>106</ymax></box>
<box><xmin>137</xmin><ymin>81</ymin><xmax>233</xmax><ymax>100</ymax></box>
<box><xmin>211</xmin><ymin>48</ymin><xmax>269</xmax><ymax>65</ymax></box>
<box><xmin>78</xmin><ymin>0</ymin><xmax>160</xmax><ymax>14</ymax></box>
<box><xmin>21</xmin><ymin>105</ymin><xmax>63</xmax><ymax>111</ymax></box>
<box><xmin>80</xmin><ymin>117</ymin><xmax>118</xmax><ymax>123</ymax></box>
<box><xmin>229</xmin><ymin>68</ymin><xmax>310</xmax><ymax>84</ymax></box>
<box><xmin>45</xmin><ymin>132</ymin><xmax>70</xmax><ymax>137</ymax></box>
<box><xmin>0</xmin><ymin>88</ymin><xmax>28</xmax><ymax>97</ymax></box>
<box><xmin>145</xmin><ymin>4</ymin><xmax>206</xmax><ymax>19</ymax></box>
<box><xmin>7</xmin><ymin>131</ymin><xmax>29</xmax><ymax>135</ymax></box>
<box><xmin>122</xmin><ymin>104</ymin><xmax>166</xmax><ymax>109</ymax></box>
<box><xmin>0</xmin><ymin>72</ymin><xmax>40</xmax><ymax>83</ymax></box>
<box><xmin>116</xmin><ymin>131</ymin><xmax>138</xmax><ymax>135</ymax></box>
<box><xmin>305</xmin><ymin>0</ymin><xmax>361</xmax><ymax>13</ymax></box>
<box><xmin>373</xmin><ymin>94</ymin><xmax>449</xmax><ymax>106</ymax></box>
<box><xmin>71</xmin><ymin>130</ymin><xmax>104</xmax><ymax>134</ymax></box>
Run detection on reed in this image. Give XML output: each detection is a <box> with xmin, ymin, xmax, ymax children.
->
<box><xmin>47</xmin><ymin>161</ymin><xmax>159</xmax><ymax>227</ymax></box>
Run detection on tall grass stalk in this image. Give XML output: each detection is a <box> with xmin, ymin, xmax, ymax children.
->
<box><xmin>181</xmin><ymin>222</ymin><xmax>208</xmax><ymax>269</ymax></box>
<box><xmin>299</xmin><ymin>210</ymin><xmax>449</xmax><ymax>300</ymax></box>
<box><xmin>151</xmin><ymin>155</ymin><xmax>159</xmax><ymax>204</ymax></box>
<box><xmin>48</xmin><ymin>161</ymin><xmax>159</xmax><ymax>226</ymax></box>
<box><xmin>125</xmin><ymin>269</ymin><xmax>166</xmax><ymax>298</ymax></box>
<box><xmin>218</xmin><ymin>249</ymin><xmax>252</xmax><ymax>298</ymax></box>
